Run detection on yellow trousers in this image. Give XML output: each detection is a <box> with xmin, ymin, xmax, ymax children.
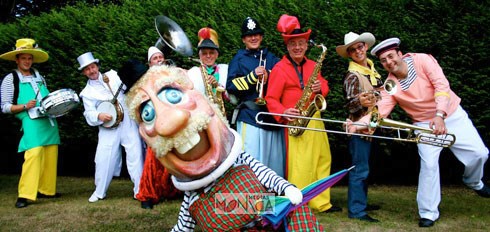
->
<box><xmin>18</xmin><ymin>145</ymin><xmax>58</xmax><ymax>200</ymax></box>
<box><xmin>287</xmin><ymin>112</ymin><xmax>332</xmax><ymax>212</ymax></box>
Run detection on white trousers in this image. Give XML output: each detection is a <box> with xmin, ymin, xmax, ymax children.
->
<box><xmin>93</xmin><ymin>113</ymin><xmax>144</xmax><ymax>199</ymax></box>
<box><xmin>415</xmin><ymin>105</ymin><xmax>488</xmax><ymax>221</ymax></box>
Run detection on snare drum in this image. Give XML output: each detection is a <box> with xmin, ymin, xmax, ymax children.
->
<box><xmin>40</xmin><ymin>89</ymin><xmax>80</xmax><ymax>117</ymax></box>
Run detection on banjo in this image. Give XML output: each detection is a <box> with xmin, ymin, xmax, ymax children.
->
<box><xmin>96</xmin><ymin>75</ymin><xmax>125</xmax><ymax>128</ymax></box>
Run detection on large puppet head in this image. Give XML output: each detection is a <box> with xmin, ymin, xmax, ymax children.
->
<box><xmin>126</xmin><ymin>65</ymin><xmax>233</xmax><ymax>182</ymax></box>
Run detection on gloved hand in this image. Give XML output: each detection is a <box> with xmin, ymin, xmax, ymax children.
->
<box><xmin>284</xmin><ymin>186</ymin><xmax>303</xmax><ymax>205</ymax></box>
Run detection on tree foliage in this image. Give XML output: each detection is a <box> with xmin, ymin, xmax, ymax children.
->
<box><xmin>0</xmin><ymin>0</ymin><xmax>122</xmax><ymax>23</ymax></box>
<box><xmin>0</xmin><ymin>0</ymin><xmax>488</xmax><ymax>180</ymax></box>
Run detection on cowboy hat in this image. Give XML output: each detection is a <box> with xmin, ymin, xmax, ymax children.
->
<box><xmin>0</xmin><ymin>38</ymin><xmax>49</xmax><ymax>63</ymax></box>
<box><xmin>335</xmin><ymin>32</ymin><xmax>375</xmax><ymax>58</ymax></box>
<box><xmin>276</xmin><ymin>14</ymin><xmax>311</xmax><ymax>44</ymax></box>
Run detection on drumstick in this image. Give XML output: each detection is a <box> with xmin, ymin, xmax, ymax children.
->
<box><xmin>34</xmin><ymin>87</ymin><xmax>41</xmax><ymax>100</ymax></box>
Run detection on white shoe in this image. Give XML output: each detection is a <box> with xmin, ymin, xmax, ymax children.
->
<box><xmin>88</xmin><ymin>193</ymin><xmax>102</xmax><ymax>203</ymax></box>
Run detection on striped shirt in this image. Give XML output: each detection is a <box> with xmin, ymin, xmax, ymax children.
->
<box><xmin>1</xmin><ymin>73</ymin><xmax>16</xmax><ymax>113</ymax></box>
<box><xmin>1</xmin><ymin>70</ymin><xmax>45</xmax><ymax>114</ymax></box>
<box><xmin>171</xmin><ymin>151</ymin><xmax>293</xmax><ymax>232</ymax></box>
<box><xmin>399</xmin><ymin>57</ymin><xmax>416</xmax><ymax>91</ymax></box>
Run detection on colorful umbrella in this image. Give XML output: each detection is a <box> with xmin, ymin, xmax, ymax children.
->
<box><xmin>260</xmin><ymin>166</ymin><xmax>354</xmax><ymax>229</ymax></box>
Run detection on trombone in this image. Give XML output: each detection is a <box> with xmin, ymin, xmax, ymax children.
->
<box><xmin>255</xmin><ymin>112</ymin><xmax>456</xmax><ymax>148</ymax></box>
<box><xmin>255</xmin><ymin>50</ymin><xmax>267</xmax><ymax>105</ymax></box>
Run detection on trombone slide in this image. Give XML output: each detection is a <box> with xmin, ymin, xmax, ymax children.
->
<box><xmin>255</xmin><ymin>112</ymin><xmax>455</xmax><ymax>148</ymax></box>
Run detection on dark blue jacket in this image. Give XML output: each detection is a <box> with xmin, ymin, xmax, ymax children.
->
<box><xmin>226</xmin><ymin>48</ymin><xmax>280</xmax><ymax>129</ymax></box>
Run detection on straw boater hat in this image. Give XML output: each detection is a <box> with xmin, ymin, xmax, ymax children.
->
<box><xmin>77</xmin><ymin>52</ymin><xmax>99</xmax><ymax>70</ymax></box>
<box><xmin>197</xmin><ymin>27</ymin><xmax>219</xmax><ymax>51</ymax></box>
<box><xmin>276</xmin><ymin>14</ymin><xmax>311</xmax><ymax>44</ymax></box>
<box><xmin>0</xmin><ymin>38</ymin><xmax>49</xmax><ymax>63</ymax></box>
<box><xmin>371</xmin><ymin>37</ymin><xmax>401</xmax><ymax>57</ymax></box>
<box><xmin>241</xmin><ymin>17</ymin><xmax>264</xmax><ymax>38</ymax></box>
<box><xmin>335</xmin><ymin>32</ymin><xmax>376</xmax><ymax>58</ymax></box>
<box><xmin>147</xmin><ymin>46</ymin><xmax>164</xmax><ymax>63</ymax></box>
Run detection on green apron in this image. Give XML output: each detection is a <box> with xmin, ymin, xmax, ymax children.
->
<box><xmin>14</xmin><ymin>72</ymin><xmax>60</xmax><ymax>152</ymax></box>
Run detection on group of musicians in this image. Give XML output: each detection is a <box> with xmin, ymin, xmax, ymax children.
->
<box><xmin>1</xmin><ymin>13</ymin><xmax>489</xmax><ymax>230</ymax></box>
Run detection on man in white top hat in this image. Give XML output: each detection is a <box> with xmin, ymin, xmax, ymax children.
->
<box><xmin>336</xmin><ymin>31</ymin><xmax>382</xmax><ymax>222</ymax></box>
<box><xmin>371</xmin><ymin>38</ymin><xmax>489</xmax><ymax>227</ymax></box>
<box><xmin>77</xmin><ymin>52</ymin><xmax>144</xmax><ymax>203</ymax></box>
<box><xmin>1</xmin><ymin>38</ymin><xmax>61</xmax><ymax>208</ymax></box>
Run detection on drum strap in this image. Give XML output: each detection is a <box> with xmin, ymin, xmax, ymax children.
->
<box><xmin>16</xmin><ymin>69</ymin><xmax>44</xmax><ymax>103</ymax></box>
<box><xmin>16</xmin><ymin>69</ymin><xmax>54</xmax><ymax>125</ymax></box>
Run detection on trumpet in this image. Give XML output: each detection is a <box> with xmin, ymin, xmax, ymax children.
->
<box><xmin>255</xmin><ymin>50</ymin><xmax>267</xmax><ymax>105</ymax></box>
<box><xmin>255</xmin><ymin>112</ymin><xmax>456</xmax><ymax>148</ymax></box>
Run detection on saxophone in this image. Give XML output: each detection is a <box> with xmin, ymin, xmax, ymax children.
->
<box><xmin>199</xmin><ymin>62</ymin><xmax>226</xmax><ymax>115</ymax></box>
<box><xmin>288</xmin><ymin>42</ymin><xmax>328</xmax><ymax>136</ymax></box>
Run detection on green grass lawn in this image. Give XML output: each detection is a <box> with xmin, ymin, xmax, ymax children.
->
<box><xmin>0</xmin><ymin>175</ymin><xmax>488</xmax><ymax>231</ymax></box>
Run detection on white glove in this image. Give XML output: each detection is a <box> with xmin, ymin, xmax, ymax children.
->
<box><xmin>284</xmin><ymin>186</ymin><xmax>303</xmax><ymax>205</ymax></box>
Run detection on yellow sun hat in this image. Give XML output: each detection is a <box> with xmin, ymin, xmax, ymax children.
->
<box><xmin>0</xmin><ymin>38</ymin><xmax>49</xmax><ymax>63</ymax></box>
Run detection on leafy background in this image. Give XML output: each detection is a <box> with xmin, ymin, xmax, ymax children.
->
<box><xmin>0</xmin><ymin>0</ymin><xmax>488</xmax><ymax>184</ymax></box>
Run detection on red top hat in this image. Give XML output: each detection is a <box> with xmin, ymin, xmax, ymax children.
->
<box><xmin>276</xmin><ymin>14</ymin><xmax>311</xmax><ymax>44</ymax></box>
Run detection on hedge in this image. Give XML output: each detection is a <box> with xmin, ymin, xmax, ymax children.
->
<box><xmin>1</xmin><ymin>0</ymin><xmax>488</xmax><ymax>181</ymax></box>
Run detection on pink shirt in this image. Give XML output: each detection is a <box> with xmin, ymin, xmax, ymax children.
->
<box><xmin>378</xmin><ymin>53</ymin><xmax>461</xmax><ymax>122</ymax></box>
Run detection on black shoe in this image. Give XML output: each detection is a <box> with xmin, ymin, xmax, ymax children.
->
<box><xmin>419</xmin><ymin>218</ymin><xmax>435</xmax><ymax>227</ymax></box>
<box><xmin>366</xmin><ymin>204</ymin><xmax>381</xmax><ymax>211</ymax></box>
<box><xmin>323</xmin><ymin>205</ymin><xmax>342</xmax><ymax>213</ymax></box>
<box><xmin>354</xmin><ymin>214</ymin><xmax>379</xmax><ymax>223</ymax></box>
<box><xmin>141</xmin><ymin>200</ymin><xmax>154</xmax><ymax>209</ymax></box>
<box><xmin>475</xmin><ymin>185</ymin><xmax>490</xmax><ymax>198</ymax></box>
<box><xmin>37</xmin><ymin>192</ymin><xmax>61</xmax><ymax>198</ymax></box>
<box><xmin>15</xmin><ymin>198</ymin><xmax>28</xmax><ymax>208</ymax></box>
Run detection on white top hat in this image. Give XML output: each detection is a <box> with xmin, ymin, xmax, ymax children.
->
<box><xmin>147</xmin><ymin>46</ymin><xmax>163</xmax><ymax>62</ymax></box>
<box><xmin>335</xmin><ymin>32</ymin><xmax>375</xmax><ymax>58</ymax></box>
<box><xmin>77</xmin><ymin>52</ymin><xmax>99</xmax><ymax>70</ymax></box>
<box><xmin>371</xmin><ymin>37</ymin><xmax>401</xmax><ymax>57</ymax></box>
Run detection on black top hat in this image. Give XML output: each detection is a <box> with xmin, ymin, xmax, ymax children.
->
<box><xmin>118</xmin><ymin>59</ymin><xmax>148</xmax><ymax>93</ymax></box>
<box><xmin>241</xmin><ymin>17</ymin><xmax>264</xmax><ymax>38</ymax></box>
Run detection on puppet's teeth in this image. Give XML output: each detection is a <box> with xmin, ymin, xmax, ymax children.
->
<box><xmin>175</xmin><ymin>133</ymin><xmax>201</xmax><ymax>154</ymax></box>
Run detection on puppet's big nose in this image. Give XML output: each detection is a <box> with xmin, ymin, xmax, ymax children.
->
<box><xmin>155</xmin><ymin>108</ymin><xmax>190</xmax><ymax>137</ymax></box>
